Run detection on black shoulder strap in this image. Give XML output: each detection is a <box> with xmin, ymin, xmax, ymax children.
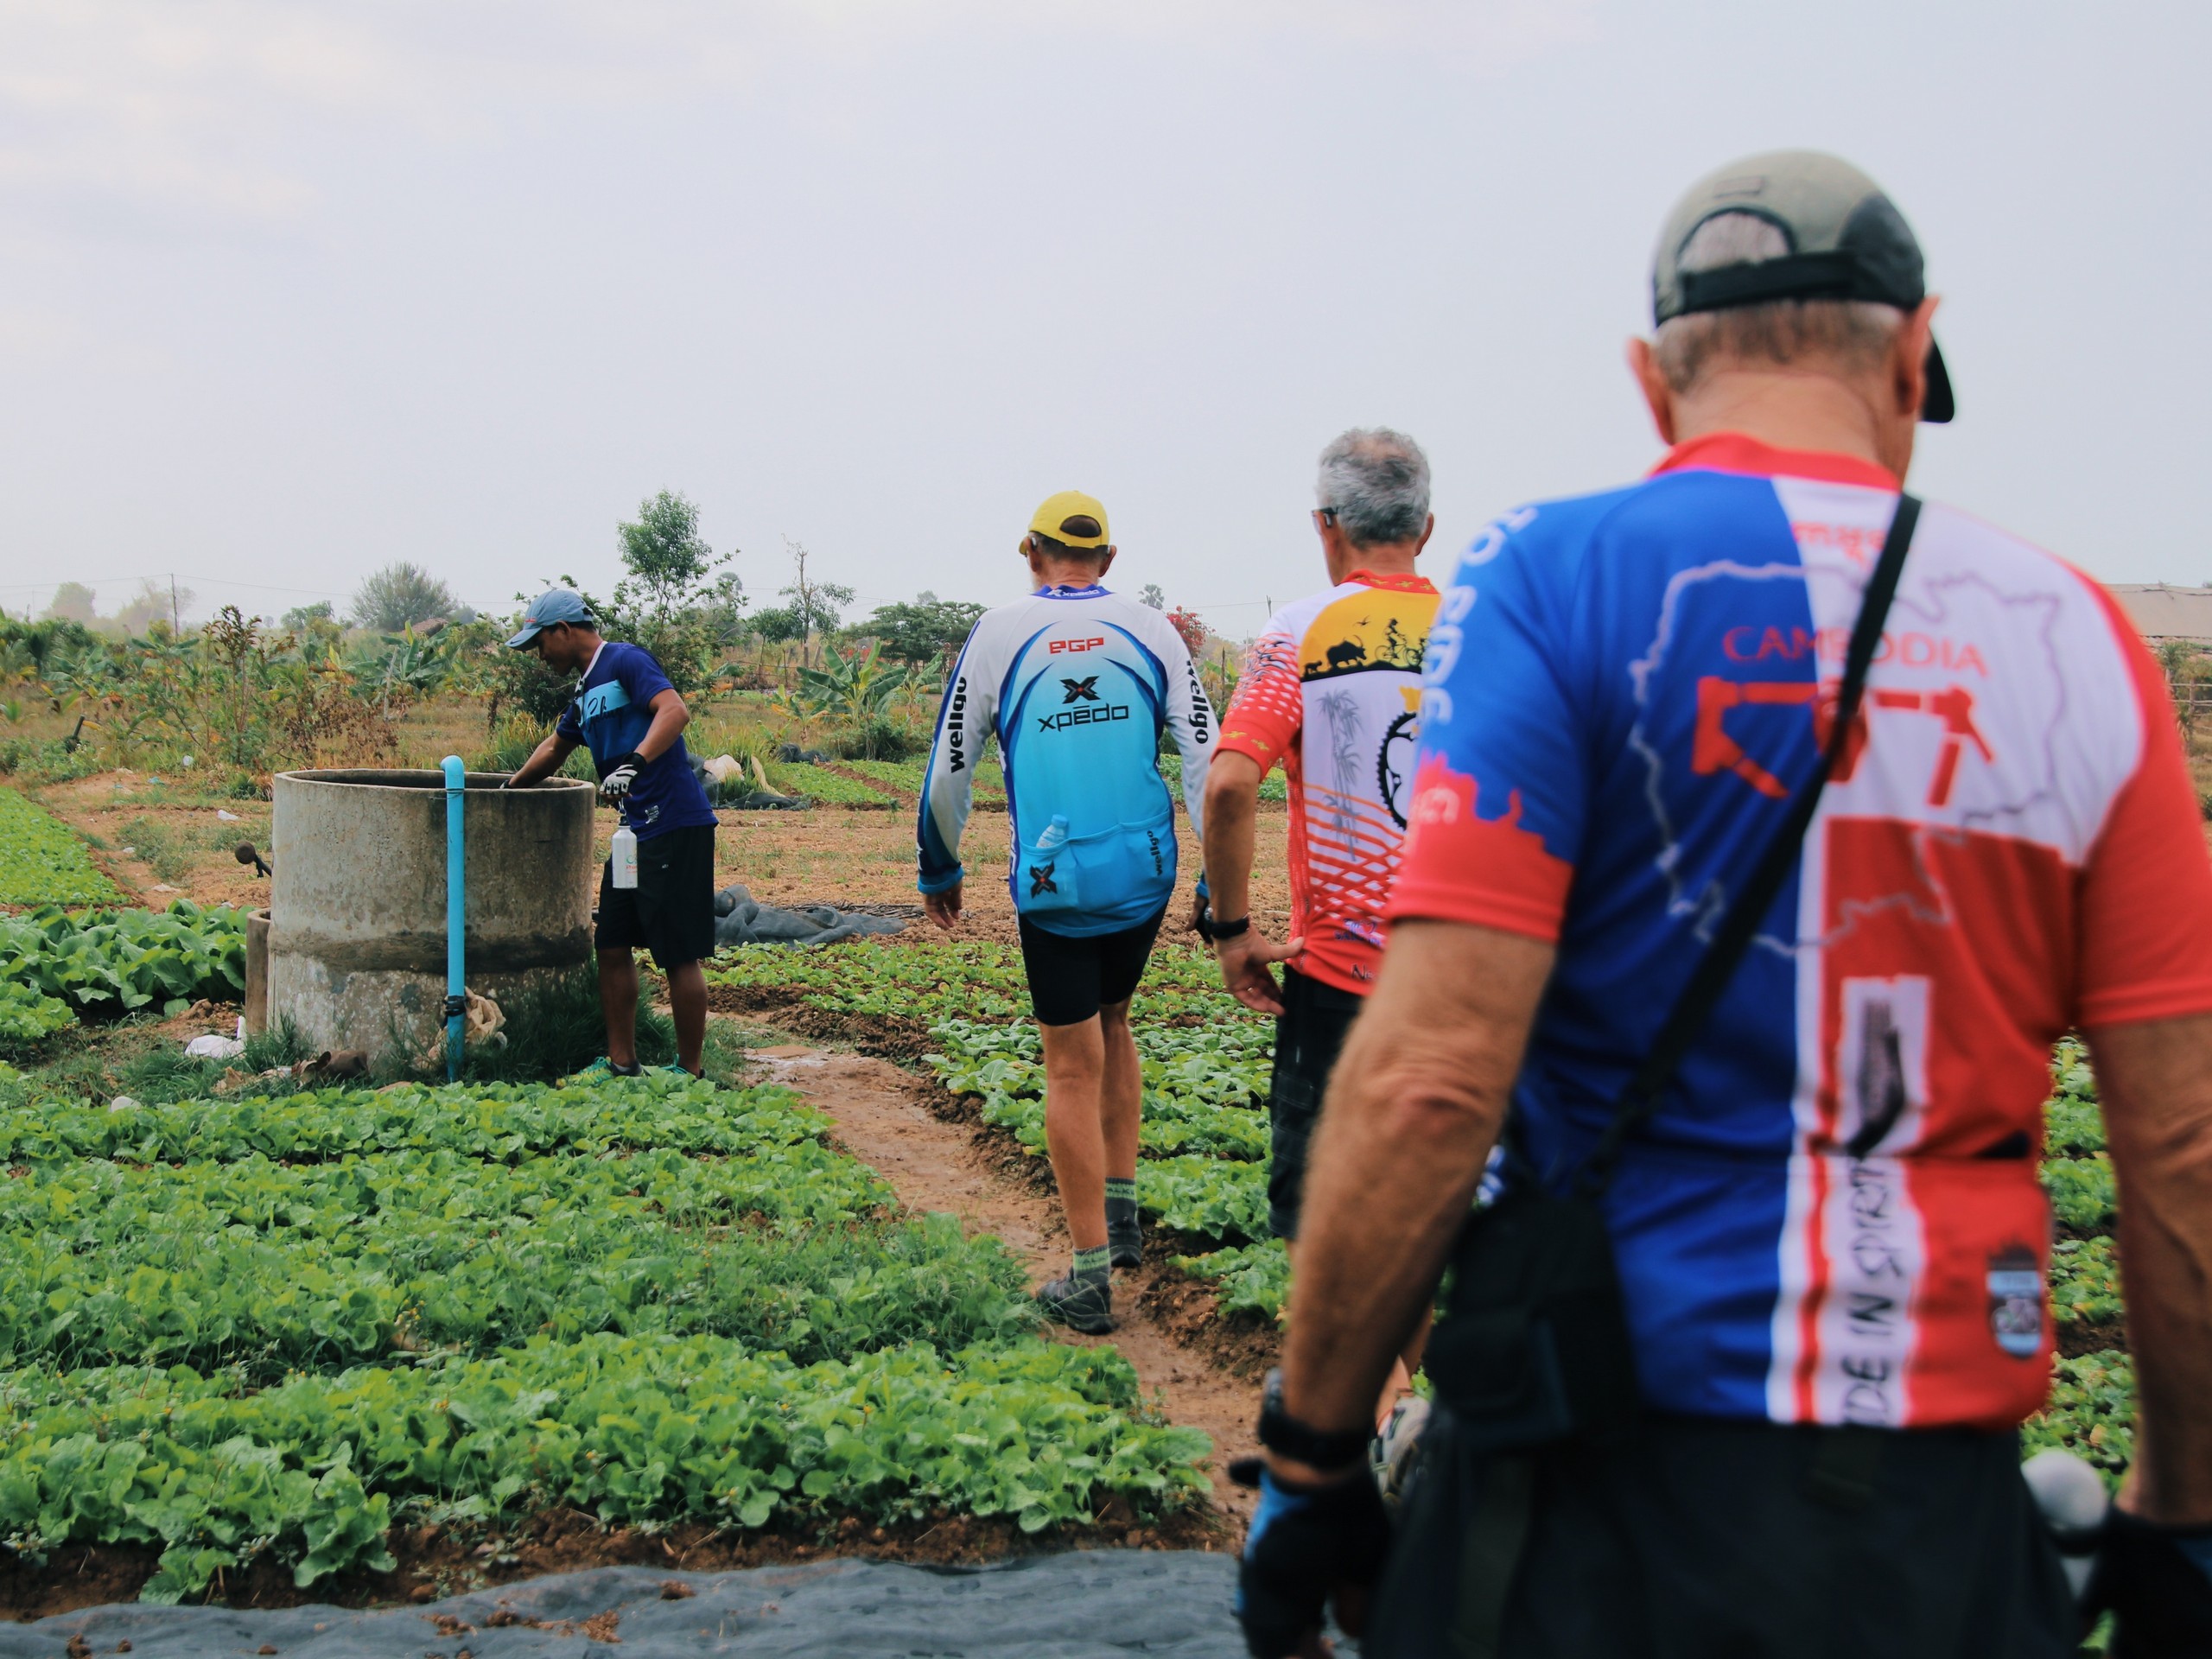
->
<box><xmin>1578</xmin><ymin>493</ymin><xmax>1922</xmax><ymax>1193</ymax></box>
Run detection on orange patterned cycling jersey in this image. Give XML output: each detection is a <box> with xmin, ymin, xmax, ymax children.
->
<box><xmin>1217</xmin><ymin>569</ymin><xmax>1440</xmax><ymax>995</ymax></box>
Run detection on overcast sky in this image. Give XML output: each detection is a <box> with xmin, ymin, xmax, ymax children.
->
<box><xmin>1</xmin><ymin>0</ymin><xmax>2205</xmax><ymax>634</ymax></box>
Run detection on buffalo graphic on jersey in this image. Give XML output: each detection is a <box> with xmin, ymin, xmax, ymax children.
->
<box><xmin>1218</xmin><ymin>573</ymin><xmax>1441</xmax><ymax>994</ymax></box>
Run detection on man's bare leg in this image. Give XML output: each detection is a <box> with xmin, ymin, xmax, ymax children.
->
<box><xmin>1099</xmin><ymin>997</ymin><xmax>1141</xmax><ymax>1185</ymax></box>
<box><xmin>666</xmin><ymin>960</ymin><xmax>707</xmax><ymax>1074</ymax></box>
<box><xmin>600</xmin><ymin>946</ymin><xmax>639</xmax><ymax>1068</ymax></box>
<box><xmin>1040</xmin><ymin>1014</ymin><xmax>1109</xmax><ymax>1250</ymax></box>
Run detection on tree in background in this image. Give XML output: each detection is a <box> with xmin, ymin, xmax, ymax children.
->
<box><xmin>607</xmin><ymin>489</ymin><xmax>743</xmax><ymax>695</ymax></box>
<box><xmin>351</xmin><ymin>563</ymin><xmax>455</xmax><ymax>633</ymax></box>
<box><xmin>772</xmin><ymin>537</ymin><xmax>853</xmax><ymax>649</ymax></box>
<box><xmin>281</xmin><ymin>601</ymin><xmax>334</xmax><ymax>632</ymax></box>
<box><xmin>1166</xmin><ymin>605</ymin><xmax>1208</xmax><ymax>660</ymax></box>
<box><xmin>1139</xmin><ymin>584</ymin><xmax>1166</xmax><ymax>610</ymax></box>
<box><xmin>113</xmin><ymin>579</ymin><xmax>189</xmax><ymax>637</ymax></box>
<box><xmin>44</xmin><ymin>583</ymin><xmax>98</xmax><ymax>625</ymax></box>
<box><xmin>861</xmin><ymin>593</ymin><xmax>984</xmax><ymax>664</ymax></box>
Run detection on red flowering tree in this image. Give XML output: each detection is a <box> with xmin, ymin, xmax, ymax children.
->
<box><xmin>1166</xmin><ymin>606</ymin><xmax>1209</xmax><ymax>659</ymax></box>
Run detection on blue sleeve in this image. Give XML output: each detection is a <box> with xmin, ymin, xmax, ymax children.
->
<box><xmin>556</xmin><ymin>697</ymin><xmax>582</xmax><ymax>743</ymax></box>
<box><xmin>613</xmin><ymin>644</ymin><xmax>676</xmax><ymax>713</ymax></box>
<box><xmin>1389</xmin><ymin>505</ymin><xmax>1587</xmax><ymax>941</ymax></box>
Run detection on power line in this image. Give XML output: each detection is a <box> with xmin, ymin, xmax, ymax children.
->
<box><xmin>0</xmin><ymin>572</ymin><xmax>347</xmax><ymax>598</ymax></box>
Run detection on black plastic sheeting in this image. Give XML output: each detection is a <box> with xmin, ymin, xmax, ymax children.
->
<box><xmin>0</xmin><ymin>1554</ymin><xmax>1248</xmax><ymax>1659</ymax></box>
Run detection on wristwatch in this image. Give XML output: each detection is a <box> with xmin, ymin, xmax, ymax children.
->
<box><xmin>1256</xmin><ymin>1368</ymin><xmax>1369</xmax><ymax>1472</ymax></box>
<box><xmin>1195</xmin><ymin>899</ymin><xmax>1250</xmax><ymax>944</ymax></box>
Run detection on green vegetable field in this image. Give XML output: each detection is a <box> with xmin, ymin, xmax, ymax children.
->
<box><xmin>0</xmin><ymin>1068</ymin><xmax>1208</xmax><ymax>1600</ymax></box>
<box><xmin>0</xmin><ymin>899</ymin><xmax>247</xmax><ymax>1046</ymax></box>
<box><xmin>893</xmin><ymin>946</ymin><xmax>2123</xmax><ymax>1495</ymax></box>
<box><xmin>0</xmin><ymin>789</ymin><xmax>122</xmax><ymax>908</ymax></box>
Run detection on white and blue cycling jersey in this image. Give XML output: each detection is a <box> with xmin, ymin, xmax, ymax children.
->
<box><xmin>918</xmin><ymin>583</ymin><xmax>1215</xmax><ymax>935</ymax></box>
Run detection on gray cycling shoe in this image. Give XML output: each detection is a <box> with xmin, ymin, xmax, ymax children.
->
<box><xmin>1035</xmin><ymin>1271</ymin><xmax>1116</xmax><ymax>1335</ymax></box>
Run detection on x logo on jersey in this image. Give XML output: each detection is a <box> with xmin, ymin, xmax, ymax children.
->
<box><xmin>1029</xmin><ymin>862</ymin><xmax>1058</xmax><ymax>897</ymax></box>
<box><xmin>1060</xmin><ymin>677</ymin><xmax>1099</xmax><ymax>704</ymax></box>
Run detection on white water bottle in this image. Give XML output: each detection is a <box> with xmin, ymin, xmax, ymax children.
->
<box><xmin>610</xmin><ymin>824</ymin><xmax>639</xmax><ymax>890</ymax></box>
<box><xmin>1036</xmin><ymin>814</ymin><xmax>1070</xmax><ymax>853</ymax></box>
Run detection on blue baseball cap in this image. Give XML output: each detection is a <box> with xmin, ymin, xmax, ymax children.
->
<box><xmin>505</xmin><ymin>588</ymin><xmax>595</xmax><ymax>649</ymax></box>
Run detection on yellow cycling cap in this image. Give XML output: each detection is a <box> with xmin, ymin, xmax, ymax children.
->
<box><xmin>1027</xmin><ymin>490</ymin><xmax>1111</xmax><ymax>549</ymax></box>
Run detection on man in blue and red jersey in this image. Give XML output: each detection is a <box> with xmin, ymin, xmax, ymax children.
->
<box><xmin>1238</xmin><ymin>152</ymin><xmax>2212</xmax><ymax>1657</ymax></box>
<box><xmin>505</xmin><ymin>588</ymin><xmax>720</xmax><ymax>1077</ymax></box>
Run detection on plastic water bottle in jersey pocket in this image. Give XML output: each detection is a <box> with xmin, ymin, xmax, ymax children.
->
<box><xmin>1019</xmin><ymin>816</ymin><xmax>1077</xmax><ymax>913</ymax></box>
<box><xmin>1017</xmin><ymin>808</ymin><xmax>1174</xmax><ymax>920</ymax></box>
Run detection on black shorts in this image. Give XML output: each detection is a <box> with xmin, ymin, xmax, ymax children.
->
<box><xmin>1017</xmin><ymin>909</ymin><xmax>1166</xmax><ymax>1027</ymax></box>
<box><xmin>1367</xmin><ymin>1410</ymin><xmax>2075</xmax><ymax>1658</ymax></box>
<box><xmin>1266</xmin><ymin>965</ymin><xmax>1364</xmax><ymax>1239</ymax></box>
<box><xmin>596</xmin><ymin>823</ymin><xmax>716</xmax><ymax>969</ymax></box>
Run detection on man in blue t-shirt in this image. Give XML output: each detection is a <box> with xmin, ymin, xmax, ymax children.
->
<box><xmin>505</xmin><ymin>588</ymin><xmax>720</xmax><ymax>1077</ymax></box>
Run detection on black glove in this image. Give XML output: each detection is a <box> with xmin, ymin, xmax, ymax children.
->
<box><xmin>1236</xmin><ymin>1466</ymin><xmax>1391</xmax><ymax>1659</ymax></box>
<box><xmin>2094</xmin><ymin>1508</ymin><xmax>2212</xmax><ymax>1658</ymax></box>
<box><xmin>597</xmin><ymin>752</ymin><xmax>645</xmax><ymax>804</ymax></box>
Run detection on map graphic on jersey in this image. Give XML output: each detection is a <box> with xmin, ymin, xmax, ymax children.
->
<box><xmin>1219</xmin><ymin>571</ymin><xmax>1439</xmax><ymax>993</ymax></box>
<box><xmin>1391</xmin><ymin>432</ymin><xmax>2212</xmax><ymax>1432</ymax></box>
<box><xmin>917</xmin><ymin>583</ymin><xmax>1214</xmax><ymax>938</ymax></box>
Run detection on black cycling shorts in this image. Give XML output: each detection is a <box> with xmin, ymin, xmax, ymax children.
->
<box><xmin>596</xmin><ymin>823</ymin><xmax>716</xmax><ymax>969</ymax></box>
<box><xmin>1267</xmin><ymin>964</ymin><xmax>1366</xmax><ymax>1240</ymax></box>
<box><xmin>1017</xmin><ymin>908</ymin><xmax>1166</xmax><ymax>1027</ymax></box>
<box><xmin>1366</xmin><ymin>1410</ymin><xmax>2076</xmax><ymax>1658</ymax></box>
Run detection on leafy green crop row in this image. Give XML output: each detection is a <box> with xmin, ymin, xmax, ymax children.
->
<box><xmin>0</xmin><ymin>1069</ymin><xmax>817</xmax><ymax>1164</ymax></box>
<box><xmin>0</xmin><ymin>789</ymin><xmax>121</xmax><ymax>907</ymax></box>
<box><xmin>774</xmin><ymin>764</ymin><xmax>899</xmax><ymax>808</ymax></box>
<box><xmin>0</xmin><ymin>1333</ymin><xmax>1206</xmax><ymax>1601</ymax></box>
<box><xmin>920</xmin><ymin>965</ymin><xmax>1281</xmax><ymax>1318</ymax></box>
<box><xmin>0</xmin><ymin>900</ymin><xmax>246</xmax><ymax>1041</ymax></box>
<box><xmin>0</xmin><ymin>982</ymin><xmax>73</xmax><ymax>1049</ymax></box>
<box><xmin>709</xmin><ymin>937</ymin><xmax>1233</xmax><ymax>1029</ymax></box>
<box><xmin>838</xmin><ymin>757</ymin><xmax>1007</xmax><ymax>805</ymax></box>
<box><xmin>2023</xmin><ymin>1351</ymin><xmax>2135</xmax><ymax>1481</ymax></box>
<box><xmin>0</xmin><ymin>1071</ymin><xmax>1211</xmax><ymax>1598</ymax></box>
<box><xmin>1158</xmin><ymin>753</ymin><xmax>1286</xmax><ymax>804</ymax></box>
<box><xmin>919</xmin><ymin>960</ymin><xmax>2145</xmax><ymax>1381</ymax></box>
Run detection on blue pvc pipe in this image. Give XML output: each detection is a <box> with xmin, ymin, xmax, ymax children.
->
<box><xmin>442</xmin><ymin>754</ymin><xmax>467</xmax><ymax>1081</ymax></box>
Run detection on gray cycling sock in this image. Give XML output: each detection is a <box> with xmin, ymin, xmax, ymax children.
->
<box><xmin>1071</xmin><ymin>1244</ymin><xmax>1112</xmax><ymax>1282</ymax></box>
<box><xmin>1104</xmin><ymin>1178</ymin><xmax>1139</xmax><ymax>1229</ymax></box>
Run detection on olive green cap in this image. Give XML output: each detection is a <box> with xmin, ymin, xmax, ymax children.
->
<box><xmin>1650</xmin><ymin>149</ymin><xmax>1954</xmax><ymax>423</ymax></box>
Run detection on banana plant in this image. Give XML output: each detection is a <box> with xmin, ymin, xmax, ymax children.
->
<box><xmin>784</xmin><ymin>642</ymin><xmax>912</xmax><ymax>755</ymax></box>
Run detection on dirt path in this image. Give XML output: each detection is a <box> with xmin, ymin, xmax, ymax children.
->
<box><xmin>747</xmin><ymin>1043</ymin><xmax>1261</xmax><ymax>1529</ymax></box>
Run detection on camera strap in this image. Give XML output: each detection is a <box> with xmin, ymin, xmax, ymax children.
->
<box><xmin>1574</xmin><ymin>492</ymin><xmax>1921</xmax><ymax>1195</ymax></box>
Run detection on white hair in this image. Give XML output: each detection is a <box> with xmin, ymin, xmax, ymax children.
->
<box><xmin>1316</xmin><ymin>428</ymin><xmax>1431</xmax><ymax>547</ymax></box>
<box><xmin>1653</xmin><ymin>211</ymin><xmax>1904</xmax><ymax>394</ymax></box>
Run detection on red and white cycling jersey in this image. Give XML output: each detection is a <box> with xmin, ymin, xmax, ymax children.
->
<box><xmin>1394</xmin><ymin>435</ymin><xmax>2212</xmax><ymax>1428</ymax></box>
<box><xmin>1219</xmin><ymin>570</ymin><xmax>1440</xmax><ymax>994</ymax></box>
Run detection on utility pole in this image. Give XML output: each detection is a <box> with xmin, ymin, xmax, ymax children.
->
<box><xmin>170</xmin><ymin>575</ymin><xmax>181</xmax><ymax>635</ymax></box>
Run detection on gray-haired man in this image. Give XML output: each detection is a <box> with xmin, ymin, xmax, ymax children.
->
<box><xmin>1237</xmin><ymin>152</ymin><xmax>2212</xmax><ymax>1659</ymax></box>
<box><xmin>1202</xmin><ymin>428</ymin><xmax>1439</xmax><ymax>1479</ymax></box>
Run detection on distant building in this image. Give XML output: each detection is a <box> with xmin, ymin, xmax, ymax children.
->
<box><xmin>2107</xmin><ymin>584</ymin><xmax>2212</xmax><ymax>646</ymax></box>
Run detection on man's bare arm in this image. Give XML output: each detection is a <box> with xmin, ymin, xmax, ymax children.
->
<box><xmin>2084</xmin><ymin>1011</ymin><xmax>2212</xmax><ymax>1526</ymax></box>
<box><xmin>1200</xmin><ymin>753</ymin><xmax>1303</xmax><ymax>1013</ymax></box>
<box><xmin>506</xmin><ymin>733</ymin><xmax>578</xmax><ymax>787</ymax></box>
<box><xmin>1278</xmin><ymin>919</ymin><xmax>1554</xmax><ymax>1457</ymax></box>
<box><xmin>637</xmin><ymin>688</ymin><xmax>690</xmax><ymax>761</ymax></box>
<box><xmin>1201</xmin><ymin>753</ymin><xmax>1264</xmax><ymax>925</ymax></box>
